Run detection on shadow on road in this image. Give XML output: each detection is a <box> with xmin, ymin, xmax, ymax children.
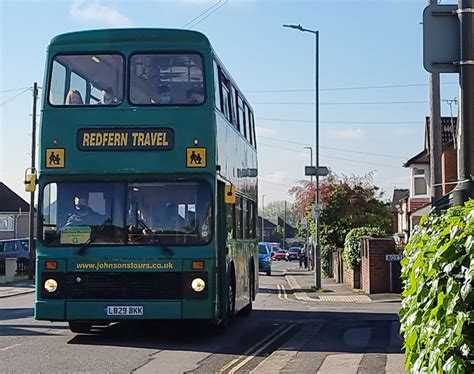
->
<box><xmin>65</xmin><ymin>309</ymin><xmax>402</xmax><ymax>357</ymax></box>
<box><xmin>0</xmin><ymin>307</ymin><xmax>34</xmax><ymax>320</ymax></box>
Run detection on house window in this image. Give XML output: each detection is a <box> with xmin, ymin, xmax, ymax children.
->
<box><xmin>0</xmin><ymin>215</ymin><xmax>14</xmax><ymax>231</ymax></box>
<box><xmin>413</xmin><ymin>167</ymin><xmax>428</xmax><ymax>196</ymax></box>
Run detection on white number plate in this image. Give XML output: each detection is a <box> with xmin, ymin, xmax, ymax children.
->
<box><xmin>106</xmin><ymin>306</ymin><xmax>144</xmax><ymax>316</ymax></box>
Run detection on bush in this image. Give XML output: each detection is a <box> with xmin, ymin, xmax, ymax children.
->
<box><xmin>343</xmin><ymin>226</ymin><xmax>386</xmax><ymax>268</ymax></box>
<box><xmin>399</xmin><ymin>200</ymin><xmax>474</xmax><ymax>374</ymax></box>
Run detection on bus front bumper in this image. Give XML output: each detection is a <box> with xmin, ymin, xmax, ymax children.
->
<box><xmin>35</xmin><ymin>300</ymin><xmax>216</xmax><ymax>321</ymax></box>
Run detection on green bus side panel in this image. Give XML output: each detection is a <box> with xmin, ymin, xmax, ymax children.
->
<box><xmin>35</xmin><ymin>301</ymin><xmax>65</xmax><ymax>321</ymax></box>
<box><xmin>182</xmin><ymin>300</ymin><xmax>216</xmax><ymax>319</ymax></box>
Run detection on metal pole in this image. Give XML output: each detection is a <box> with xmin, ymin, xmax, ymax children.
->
<box><xmin>452</xmin><ymin>0</ymin><xmax>474</xmax><ymax>205</ymax></box>
<box><xmin>28</xmin><ymin>82</ymin><xmax>38</xmax><ymax>280</ymax></box>
<box><xmin>261</xmin><ymin>195</ymin><xmax>266</xmax><ymax>242</ymax></box>
<box><xmin>315</xmin><ymin>30</ymin><xmax>321</xmax><ymax>289</ymax></box>
<box><xmin>428</xmin><ymin>0</ymin><xmax>443</xmax><ymax>202</ymax></box>
<box><xmin>283</xmin><ymin>200</ymin><xmax>287</xmax><ymax>249</ymax></box>
<box><xmin>304</xmin><ymin>146</ymin><xmax>313</xmax><ymax>183</ymax></box>
<box><xmin>282</xmin><ymin>23</ymin><xmax>321</xmax><ymax>287</ymax></box>
<box><xmin>389</xmin><ymin>262</ymin><xmax>393</xmax><ymax>293</ymax></box>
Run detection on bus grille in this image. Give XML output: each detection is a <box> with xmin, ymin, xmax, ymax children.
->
<box><xmin>64</xmin><ymin>272</ymin><xmax>183</xmax><ymax>299</ymax></box>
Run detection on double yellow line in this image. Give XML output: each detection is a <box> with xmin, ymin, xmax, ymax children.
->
<box><xmin>277</xmin><ymin>284</ymin><xmax>288</xmax><ymax>300</ymax></box>
<box><xmin>218</xmin><ymin>323</ymin><xmax>295</xmax><ymax>373</ymax></box>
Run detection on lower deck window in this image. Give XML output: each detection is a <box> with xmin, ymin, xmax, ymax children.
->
<box><xmin>41</xmin><ymin>181</ymin><xmax>212</xmax><ymax>246</ymax></box>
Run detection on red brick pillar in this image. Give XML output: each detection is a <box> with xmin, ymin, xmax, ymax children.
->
<box><xmin>363</xmin><ymin>238</ymin><xmax>397</xmax><ymax>294</ymax></box>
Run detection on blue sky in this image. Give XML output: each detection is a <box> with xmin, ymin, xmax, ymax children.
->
<box><xmin>0</xmin><ymin>0</ymin><xmax>459</xmax><ymax>205</ymax></box>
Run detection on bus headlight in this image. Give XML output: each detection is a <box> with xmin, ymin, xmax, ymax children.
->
<box><xmin>44</xmin><ymin>279</ymin><xmax>58</xmax><ymax>293</ymax></box>
<box><xmin>191</xmin><ymin>278</ymin><xmax>206</xmax><ymax>292</ymax></box>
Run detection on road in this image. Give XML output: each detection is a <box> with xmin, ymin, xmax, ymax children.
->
<box><xmin>0</xmin><ymin>261</ymin><xmax>404</xmax><ymax>373</ymax></box>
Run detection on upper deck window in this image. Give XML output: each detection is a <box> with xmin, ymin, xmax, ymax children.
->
<box><xmin>130</xmin><ymin>54</ymin><xmax>204</xmax><ymax>105</ymax></box>
<box><xmin>49</xmin><ymin>54</ymin><xmax>124</xmax><ymax>106</ymax></box>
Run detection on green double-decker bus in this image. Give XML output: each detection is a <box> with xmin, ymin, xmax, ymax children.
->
<box><xmin>31</xmin><ymin>29</ymin><xmax>258</xmax><ymax>333</ymax></box>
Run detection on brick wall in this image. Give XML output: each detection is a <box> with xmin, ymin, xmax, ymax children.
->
<box><xmin>343</xmin><ymin>259</ymin><xmax>360</xmax><ymax>289</ymax></box>
<box><xmin>442</xmin><ymin>147</ymin><xmax>457</xmax><ymax>195</ymax></box>
<box><xmin>332</xmin><ymin>250</ymin><xmax>344</xmax><ymax>283</ymax></box>
<box><xmin>361</xmin><ymin>237</ymin><xmax>401</xmax><ymax>294</ymax></box>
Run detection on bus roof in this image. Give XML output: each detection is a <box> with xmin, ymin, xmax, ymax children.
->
<box><xmin>48</xmin><ymin>28</ymin><xmax>212</xmax><ymax>49</ymax></box>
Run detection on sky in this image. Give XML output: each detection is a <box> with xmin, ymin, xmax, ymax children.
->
<box><xmin>0</xmin><ymin>0</ymin><xmax>460</xmax><ymax>207</ymax></box>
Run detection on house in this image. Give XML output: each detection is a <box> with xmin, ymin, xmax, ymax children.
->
<box><xmin>257</xmin><ymin>216</ymin><xmax>277</xmax><ymax>242</ymax></box>
<box><xmin>0</xmin><ymin>182</ymin><xmax>33</xmax><ymax>240</ymax></box>
<box><xmin>394</xmin><ymin>116</ymin><xmax>458</xmax><ymax>237</ymax></box>
<box><xmin>391</xmin><ymin>188</ymin><xmax>409</xmax><ymax>245</ymax></box>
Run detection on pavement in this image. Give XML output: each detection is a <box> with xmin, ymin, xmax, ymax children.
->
<box><xmin>0</xmin><ymin>266</ymin><xmax>401</xmax><ymax>303</ymax></box>
<box><xmin>0</xmin><ymin>279</ymin><xmax>35</xmax><ymax>298</ymax></box>
<box><xmin>283</xmin><ymin>265</ymin><xmax>402</xmax><ymax>303</ymax></box>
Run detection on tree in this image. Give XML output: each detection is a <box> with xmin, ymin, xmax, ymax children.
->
<box><xmin>262</xmin><ymin>200</ymin><xmax>300</xmax><ymax>225</ymax></box>
<box><xmin>289</xmin><ymin>172</ymin><xmax>391</xmax><ymax>275</ymax></box>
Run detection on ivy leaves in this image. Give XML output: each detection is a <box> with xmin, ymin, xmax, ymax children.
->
<box><xmin>400</xmin><ymin>200</ymin><xmax>474</xmax><ymax>373</ymax></box>
<box><xmin>343</xmin><ymin>226</ymin><xmax>386</xmax><ymax>268</ymax></box>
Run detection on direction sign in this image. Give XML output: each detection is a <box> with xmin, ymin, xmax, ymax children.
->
<box><xmin>305</xmin><ymin>166</ymin><xmax>329</xmax><ymax>176</ymax></box>
<box><xmin>300</xmin><ymin>218</ymin><xmax>308</xmax><ymax>228</ymax></box>
<box><xmin>423</xmin><ymin>4</ymin><xmax>459</xmax><ymax>73</ymax></box>
<box><xmin>385</xmin><ymin>254</ymin><xmax>402</xmax><ymax>262</ymax></box>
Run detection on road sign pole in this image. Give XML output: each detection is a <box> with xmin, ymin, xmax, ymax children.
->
<box><xmin>452</xmin><ymin>0</ymin><xmax>474</xmax><ymax>205</ymax></box>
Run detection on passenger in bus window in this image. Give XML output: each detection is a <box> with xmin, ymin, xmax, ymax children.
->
<box><xmin>100</xmin><ymin>88</ymin><xmax>114</xmax><ymax>105</ymax></box>
<box><xmin>156</xmin><ymin>84</ymin><xmax>171</xmax><ymax>104</ymax></box>
<box><xmin>65</xmin><ymin>89</ymin><xmax>84</xmax><ymax>105</ymax></box>
<box><xmin>186</xmin><ymin>87</ymin><xmax>204</xmax><ymax>104</ymax></box>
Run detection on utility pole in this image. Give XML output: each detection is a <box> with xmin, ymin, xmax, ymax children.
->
<box><xmin>261</xmin><ymin>195</ymin><xmax>266</xmax><ymax>242</ymax></box>
<box><xmin>428</xmin><ymin>0</ymin><xmax>443</xmax><ymax>202</ymax></box>
<box><xmin>282</xmin><ymin>200</ymin><xmax>287</xmax><ymax>249</ymax></box>
<box><xmin>28</xmin><ymin>82</ymin><xmax>38</xmax><ymax>280</ymax></box>
<box><xmin>452</xmin><ymin>0</ymin><xmax>474</xmax><ymax>204</ymax></box>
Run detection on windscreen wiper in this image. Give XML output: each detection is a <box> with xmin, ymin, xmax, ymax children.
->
<box><xmin>137</xmin><ymin>219</ymin><xmax>174</xmax><ymax>256</ymax></box>
<box><xmin>77</xmin><ymin>218</ymin><xmax>113</xmax><ymax>255</ymax></box>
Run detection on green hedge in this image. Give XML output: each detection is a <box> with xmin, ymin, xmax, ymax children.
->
<box><xmin>400</xmin><ymin>200</ymin><xmax>474</xmax><ymax>373</ymax></box>
<box><xmin>343</xmin><ymin>226</ymin><xmax>386</xmax><ymax>269</ymax></box>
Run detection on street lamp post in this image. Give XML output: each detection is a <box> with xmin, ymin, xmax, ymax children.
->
<box><xmin>304</xmin><ymin>146</ymin><xmax>313</xmax><ymax>183</ymax></box>
<box><xmin>284</xmin><ymin>23</ymin><xmax>321</xmax><ymax>289</ymax></box>
<box><xmin>261</xmin><ymin>194</ymin><xmax>266</xmax><ymax>242</ymax></box>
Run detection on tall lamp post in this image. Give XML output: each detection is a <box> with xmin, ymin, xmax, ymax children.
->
<box><xmin>284</xmin><ymin>23</ymin><xmax>321</xmax><ymax>289</ymax></box>
<box><xmin>261</xmin><ymin>194</ymin><xmax>266</xmax><ymax>242</ymax></box>
<box><xmin>304</xmin><ymin>146</ymin><xmax>313</xmax><ymax>183</ymax></box>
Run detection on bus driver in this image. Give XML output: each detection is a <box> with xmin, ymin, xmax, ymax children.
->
<box><xmin>65</xmin><ymin>193</ymin><xmax>102</xmax><ymax>226</ymax></box>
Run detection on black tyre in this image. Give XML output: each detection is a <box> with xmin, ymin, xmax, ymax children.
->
<box><xmin>266</xmin><ymin>269</ymin><xmax>271</xmax><ymax>276</ymax></box>
<box><xmin>69</xmin><ymin>321</ymin><xmax>92</xmax><ymax>334</ymax></box>
<box><xmin>240</xmin><ymin>269</ymin><xmax>254</xmax><ymax>316</ymax></box>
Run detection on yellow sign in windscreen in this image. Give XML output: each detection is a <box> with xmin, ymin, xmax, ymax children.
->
<box><xmin>186</xmin><ymin>147</ymin><xmax>206</xmax><ymax>167</ymax></box>
<box><xmin>60</xmin><ymin>227</ymin><xmax>91</xmax><ymax>244</ymax></box>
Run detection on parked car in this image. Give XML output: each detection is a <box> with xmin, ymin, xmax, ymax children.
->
<box><xmin>271</xmin><ymin>249</ymin><xmax>287</xmax><ymax>261</ymax></box>
<box><xmin>285</xmin><ymin>247</ymin><xmax>300</xmax><ymax>261</ymax></box>
<box><xmin>0</xmin><ymin>238</ymin><xmax>29</xmax><ymax>260</ymax></box>
<box><xmin>258</xmin><ymin>242</ymin><xmax>272</xmax><ymax>276</ymax></box>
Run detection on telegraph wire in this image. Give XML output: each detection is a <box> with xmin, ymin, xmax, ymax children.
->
<box><xmin>258</xmin><ymin>136</ymin><xmax>406</xmax><ymax>159</ymax></box>
<box><xmin>183</xmin><ymin>0</ymin><xmax>228</xmax><ymax>29</ymax></box>
<box><xmin>0</xmin><ymin>87</ymin><xmax>31</xmax><ymax>93</ymax></box>
<box><xmin>246</xmin><ymin>81</ymin><xmax>458</xmax><ymax>93</ymax></box>
<box><xmin>256</xmin><ymin>117</ymin><xmax>423</xmax><ymax>125</ymax></box>
<box><xmin>0</xmin><ymin>88</ymin><xmax>32</xmax><ymax>107</ymax></box>
<box><xmin>253</xmin><ymin>100</ymin><xmax>430</xmax><ymax>106</ymax></box>
<box><xmin>182</xmin><ymin>0</ymin><xmax>222</xmax><ymax>28</ymax></box>
<box><xmin>258</xmin><ymin>142</ymin><xmax>401</xmax><ymax>169</ymax></box>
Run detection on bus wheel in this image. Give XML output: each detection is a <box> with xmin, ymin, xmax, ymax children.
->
<box><xmin>227</xmin><ymin>281</ymin><xmax>235</xmax><ymax>318</ymax></box>
<box><xmin>240</xmin><ymin>270</ymin><xmax>254</xmax><ymax>315</ymax></box>
<box><xmin>68</xmin><ymin>321</ymin><xmax>92</xmax><ymax>334</ymax></box>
